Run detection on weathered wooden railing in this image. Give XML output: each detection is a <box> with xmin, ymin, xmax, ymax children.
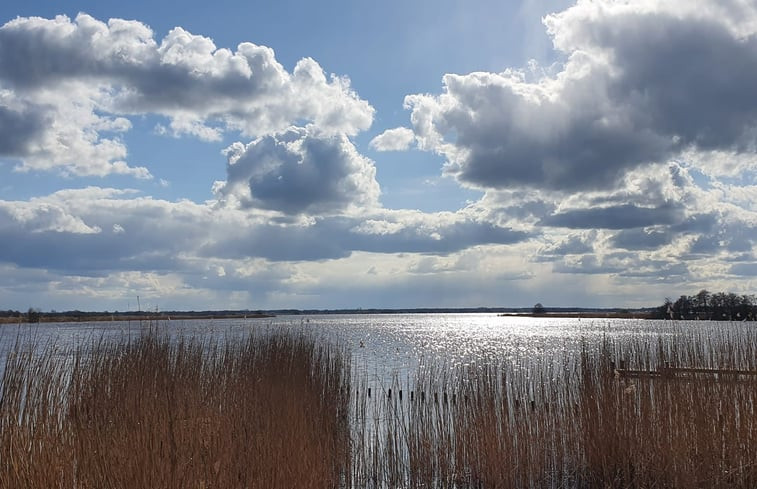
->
<box><xmin>612</xmin><ymin>360</ymin><xmax>757</xmax><ymax>379</ymax></box>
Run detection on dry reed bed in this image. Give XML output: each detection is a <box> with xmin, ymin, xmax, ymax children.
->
<box><xmin>0</xmin><ymin>329</ymin><xmax>351</xmax><ymax>488</ymax></box>
<box><xmin>3</xmin><ymin>323</ymin><xmax>757</xmax><ymax>488</ymax></box>
<box><xmin>353</xmin><ymin>330</ymin><xmax>757</xmax><ymax>488</ymax></box>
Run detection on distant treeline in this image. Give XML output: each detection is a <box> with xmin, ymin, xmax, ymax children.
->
<box><xmin>0</xmin><ymin>307</ymin><xmax>656</xmax><ymax>324</ymax></box>
<box><xmin>654</xmin><ymin>290</ymin><xmax>757</xmax><ymax>320</ymax></box>
<box><xmin>0</xmin><ymin>309</ymin><xmax>273</xmax><ymax>324</ymax></box>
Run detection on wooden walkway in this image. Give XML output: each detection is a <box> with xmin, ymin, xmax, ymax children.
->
<box><xmin>613</xmin><ymin>362</ymin><xmax>757</xmax><ymax>379</ymax></box>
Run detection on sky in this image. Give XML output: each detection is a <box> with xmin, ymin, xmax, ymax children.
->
<box><xmin>1</xmin><ymin>0</ymin><xmax>757</xmax><ymax>312</ymax></box>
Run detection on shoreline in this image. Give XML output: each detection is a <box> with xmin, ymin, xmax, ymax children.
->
<box><xmin>1</xmin><ymin>310</ymin><xmax>661</xmax><ymax>324</ymax></box>
<box><xmin>0</xmin><ymin>313</ymin><xmax>275</xmax><ymax>324</ymax></box>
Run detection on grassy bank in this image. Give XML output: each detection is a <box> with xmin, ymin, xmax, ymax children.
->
<box><xmin>1</xmin><ymin>326</ymin><xmax>756</xmax><ymax>488</ymax></box>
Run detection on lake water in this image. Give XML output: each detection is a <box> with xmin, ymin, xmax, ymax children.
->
<box><xmin>3</xmin><ymin>314</ymin><xmax>754</xmax><ymax>383</ymax></box>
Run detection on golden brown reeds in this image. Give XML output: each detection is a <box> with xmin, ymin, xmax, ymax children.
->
<box><xmin>0</xmin><ymin>328</ymin><xmax>351</xmax><ymax>489</ymax></box>
<box><xmin>4</xmin><ymin>322</ymin><xmax>757</xmax><ymax>488</ymax></box>
<box><xmin>353</xmin><ymin>329</ymin><xmax>757</xmax><ymax>488</ymax></box>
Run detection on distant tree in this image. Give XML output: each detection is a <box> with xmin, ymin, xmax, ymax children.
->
<box><xmin>673</xmin><ymin>295</ymin><xmax>693</xmax><ymax>319</ymax></box>
<box><xmin>662</xmin><ymin>298</ymin><xmax>674</xmax><ymax>319</ymax></box>
<box><xmin>532</xmin><ymin>303</ymin><xmax>546</xmax><ymax>315</ymax></box>
<box><xmin>694</xmin><ymin>289</ymin><xmax>711</xmax><ymax>319</ymax></box>
<box><xmin>26</xmin><ymin>307</ymin><xmax>41</xmax><ymax>323</ymax></box>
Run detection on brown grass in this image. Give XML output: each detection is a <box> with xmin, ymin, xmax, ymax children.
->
<box><xmin>0</xmin><ymin>328</ymin><xmax>351</xmax><ymax>488</ymax></box>
<box><xmin>3</xmin><ymin>324</ymin><xmax>757</xmax><ymax>488</ymax></box>
<box><xmin>353</xmin><ymin>331</ymin><xmax>757</xmax><ymax>488</ymax></box>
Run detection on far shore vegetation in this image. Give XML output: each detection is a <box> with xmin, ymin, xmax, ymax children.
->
<box><xmin>4</xmin><ymin>289</ymin><xmax>757</xmax><ymax>323</ymax></box>
<box><xmin>0</xmin><ymin>308</ymin><xmax>275</xmax><ymax>324</ymax></box>
<box><xmin>1</xmin><ymin>320</ymin><xmax>756</xmax><ymax>487</ymax></box>
<box><xmin>658</xmin><ymin>289</ymin><xmax>757</xmax><ymax>321</ymax></box>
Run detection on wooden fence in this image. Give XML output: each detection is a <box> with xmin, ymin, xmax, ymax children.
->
<box><xmin>612</xmin><ymin>361</ymin><xmax>757</xmax><ymax>379</ymax></box>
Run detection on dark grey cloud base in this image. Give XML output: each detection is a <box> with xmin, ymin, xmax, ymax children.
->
<box><xmin>405</xmin><ymin>3</ymin><xmax>757</xmax><ymax>195</ymax></box>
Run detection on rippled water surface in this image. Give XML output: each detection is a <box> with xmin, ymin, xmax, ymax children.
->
<box><xmin>3</xmin><ymin>314</ymin><xmax>755</xmax><ymax>380</ymax></box>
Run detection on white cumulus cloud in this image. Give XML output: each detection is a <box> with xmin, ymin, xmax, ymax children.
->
<box><xmin>0</xmin><ymin>13</ymin><xmax>374</xmax><ymax>177</ymax></box>
<box><xmin>215</xmin><ymin>127</ymin><xmax>381</xmax><ymax>216</ymax></box>
<box><xmin>369</xmin><ymin>127</ymin><xmax>416</xmax><ymax>151</ymax></box>
<box><xmin>402</xmin><ymin>0</ymin><xmax>757</xmax><ymax>192</ymax></box>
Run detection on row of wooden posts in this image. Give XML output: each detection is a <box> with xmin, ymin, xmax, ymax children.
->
<box><xmin>359</xmin><ymin>388</ymin><xmax>541</xmax><ymax>411</ymax></box>
<box><xmin>357</xmin><ymin>361</ymin><xmax>757</xmax><ymax>404</ymax></box>
<box><xmin>364</xmin><ymin>388</ymin><xmax>455</xmax><ymax>404</ymax></box>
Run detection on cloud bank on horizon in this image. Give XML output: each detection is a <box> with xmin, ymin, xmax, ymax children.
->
<box><xmin>2</xmin><ymin>0</ymin><xmax>757</xmax><ymax>311</ymax></box>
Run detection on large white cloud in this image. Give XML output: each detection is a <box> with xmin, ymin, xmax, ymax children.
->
<box><xmin>383</xmin><ymin>0</ymin><xmax>757</xmax><ymax>290</ymax></box>
<box><xmin>0</xmin><ymin>181</ymin><xmax>755</xmax><ymax>310</ymax></box>
<box><xmin>0</xmin><ymin>13</ymin><xmax>373</xmax><ymax>177</ymax></box>
<box><xmin>214</xmin><ymin>127</ymin><xmax>381</xmax><ymax>216</ymax></box>
<box><xmin>0</xmin><ymin>187</ymin><xmax>531</xmax><ymax>272</ymax></box>
<box><xmin>402</xmin><ymin>0</ymin><xmax>757</xmax><ymax>192</ymax></box>
<box><xmin>530</xmin><ymin>162</ymin><xmax>757</xmax><ymax>279</ymax></box>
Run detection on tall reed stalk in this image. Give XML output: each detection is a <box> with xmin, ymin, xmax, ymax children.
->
<box><xmin>0</xmin><ymin>328</ymin><xmax>351</xmax><ymax>489</ymax></box>
<box><xmin>352</xmin><ymin>332</ymin><xmax>757</xmax><ymax>488</ymax></box>
<box><xmin>3</xmin><ymin>323</ymin><xmax>757</xmax><ymax>488</ymax></box>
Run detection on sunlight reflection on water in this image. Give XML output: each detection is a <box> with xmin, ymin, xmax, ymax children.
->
<box><xmin>4</xmin><ymin>313</ymin><xmax>753</xmax><ymax>383</ymax></box>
